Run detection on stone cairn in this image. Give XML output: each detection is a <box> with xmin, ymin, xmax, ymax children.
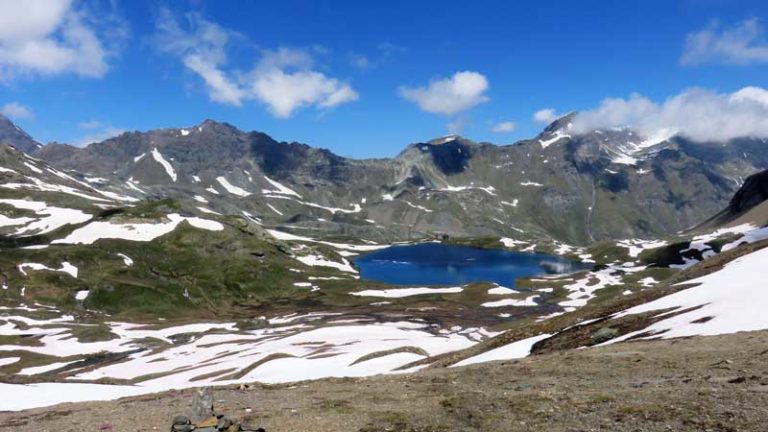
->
<box><xmin>170</xmin><ymin>388</ymin><xmax>265</xmax><ymax>432</ymax></box>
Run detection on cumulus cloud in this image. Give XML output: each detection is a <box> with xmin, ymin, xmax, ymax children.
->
<box><xmin>533</xmin><ymin>108</ymin><xmax>559</xmax><ymax>124</ymax></box>
<box><xmin>681</xmin><ymin>18</ymin><xmax>768</xmax><ymax>66</ymax></box>
<box><xmin>0</xmin><ymin>0</ymin><xmax>119</xmax><ymax>81</ymax></box>
<box><xmin>571</xmin><ymin>86</ymin><xmax>768</xmax><ymax>142</ymax></box>
<box><xmin>399</xmin><ymin>71</ymin><xmax>489</xmax><ymax>116</ymax></box>
<box><xmin>1</xmin><ymin>102</ymin><xmax>33</xmax><ymax>119</ymax></box>
<box><xmin>154</xmin><ymin>10</ymin><xmax>358</xmax><ymax>118</ymax></box>
<box><xmin>491</xmin><ymin>121</ymin><xmax>516</xmax><ymax>133</ymax></box>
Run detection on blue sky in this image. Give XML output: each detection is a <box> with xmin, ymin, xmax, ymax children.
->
<box><xmin>1</xmin><ymin>0</ymin><xmax>768</xmax><ymax>158</ymax></box>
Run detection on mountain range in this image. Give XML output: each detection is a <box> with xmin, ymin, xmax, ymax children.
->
<box><xmin>3</xmin><ymin>113</ymin><xmax>765</xmax><ymax>245</ymax></box>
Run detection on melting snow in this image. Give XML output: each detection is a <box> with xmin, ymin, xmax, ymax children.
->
<box><xmin>482</xmin><ymin>295</ymin><xmax>540</xmax><ymax>307</ymax></box>
<box><xmin>51</xmin><ymin>213</ymin><xmax>223</xmax><ymax>245</ymax></box>
<box><xmin>539</xmin><ymin>130</ymin><xmax>570</xmax><ymax>149</ymax></box>
<box><xmin>18</xmin><ymin>262</ymin><xmax>78</xmax><ymax>278</ymax></box>
<box><xmin>262</xmin><ymin>176</ymin><xmax>302</xmax><ymax>198</ymax></box>
<box><xmin>453</xmin><ymin>334</ymin><xmax>552</xmax><ymax>367</ymax></box>
<box><xmin>117</xmin><ymin>253</ymin><xmax>134</xmax><ymax>266</ymax></box>
<box><xmin>150</xmin><ymin>148</ymin><xmax>177</xmax><ymax>182</ymax></box>
<box><xmin>352</xmin><ymin>287</ymin><xmax>463</xmax><ymax>298</ymax></box>
<box><xmin>607</xmin><ymin>246</ymin><xmax>768</xmax><ymax>342</ymax></box>
<box><xmin>216</xmin><ymin>176</ymin><xmax>250</xmax><ymax>197</ymax></box>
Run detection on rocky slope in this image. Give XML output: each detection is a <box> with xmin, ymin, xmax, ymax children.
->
<box><xmin>0</xmin><ymin>115</ymin><xmax>40</xmax><ymax>154</ymax></box>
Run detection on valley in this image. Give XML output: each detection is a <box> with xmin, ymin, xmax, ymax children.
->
<box><xmin>2</xmin><ymin>110</ymin><xmax>768</xmax><ymax>426</ymax></box>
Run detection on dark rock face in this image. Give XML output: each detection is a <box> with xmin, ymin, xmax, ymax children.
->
<box><xmin>729</xmin><ymin>169</ymin><xmax>768</xmax><ymax>214</ymax></box>
<box><xmin>423</xmin><ymin>139</ymin><xmax>472</xmax><ymax>175</ymax></box>
<box><xmin>0</xmin><ymin>114</ymin><xmax>41</xmax><ymax>154</ymax></box>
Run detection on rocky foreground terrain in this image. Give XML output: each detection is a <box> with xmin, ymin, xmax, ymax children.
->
<box><xmin>2</xmin><ymin>330</ymin><xmax>766</xmax><ymax>432</ymax></box>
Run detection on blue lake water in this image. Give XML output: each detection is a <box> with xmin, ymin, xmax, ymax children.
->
<box><xmin>355</xmin><ymin>243</ymin><xmax>585</xmax><ymax>287</ymax></box>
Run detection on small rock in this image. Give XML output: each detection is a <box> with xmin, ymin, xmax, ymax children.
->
<box><xmin>217</xmin><ymin>416</ymin><xmax>233</xmax><ymax>430</ymax></box>
<box><xmin>172</xmin><ymin>425</ymin><xmax>195</xmax><ymax>432</ymax></box>
<box><xmin>590</xmin><ymin>327</ymin><xmax>619</xmax><ymax>344</ymax></box>
<box><xmin>172</xmin><ymin>415</ymin><xmax>190</xmax><ymax>426</ymax></box>
<box><xmin>194</xmin><ymin>416</ymin><xmax>218</xmax><ymax>428</ymax></box>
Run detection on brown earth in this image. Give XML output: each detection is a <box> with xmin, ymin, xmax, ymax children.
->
<box><xmin>2</xmin><ymin>330</ymin><xmax>768</xmax><ymax>432</ymax></box>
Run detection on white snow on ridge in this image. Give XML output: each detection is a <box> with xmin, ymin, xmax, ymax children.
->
<box><xmin>1</xmin><ymin>176</ymin><xmax>110</xmax><ymax>202</ymax></box>
<box><xmin>437</xmin><ymin>185</ymin><xmax>497</xmax><ymax>196</ymax></box>
<box><xmin>133</xmin><ymin>153</ymin><xmax>146</xmax><ymax>163</ymax></box>
<box><xmin>52</xmin><ymin>213</ymin><xmax>223</xmax><ymax>245</ymax></box>
<box><xmin>539</xmin><ymin>130</ymin><xmax>570</xmax><ymax>149</ymax></box>
<box><xmin>267</xmin><ymin>203</ymin><xmax>283</xmax><ymax>215</ymax></box>
<box><xmin>302</xmin><ymin>201</ymin><xmax>363</xmax><ymax>214</ymax></box>
<box><xmin>453</xmin><ymin>334</ymin><xmax>552</xmax><ymax>367</ymax></box>
<box><xmin>117</xmin><ymin>253</ymin><xmax>134</xmax><ymax>266</ymax></box>
<box><xmin>617</xmin><ymin>239</ymin><xmax>669</xmax><ymax>258</ymax></box>
<box><xmin>22</xmin><ymin>161</ymin><xmax>43</xmax><ymax>174</ymax></box>
<box><xmin>150</xmin><ymin>148</ymin><xmax>177</xmax><ymax>182</ymax></box>
<box><xmin>404</xmin><ymin>201</ymin><xmax>433</xmax><ymax>212</ymax></box>
<box><xmin>352</xmin><ymin>287</ymin><xmax>463</xmax><ymax>298</ymax></box>
<box><xmin>520</xmin><ymin>181</ymin><xmax>543</xmax><ymax>187</ymax></box>
<box><xmin>607</xmin><ymin>246</ymin><xmax>768</xmax><ymax>342</ymax></box>
<box><xmin>501</xmin><ymin>199</ymin><xmax>518</xmax><ymax>208</ymax></box>
<box><xmin>262</xmin><ymin>176</ymin><xmax>302</xmax><ymax>198</ymax></box>
<box><xmin>265</xmin><ymin>229</ymin><xmax>385</xmax><ymax>252</ymax></box>
<box><xmin>18</xmin><ymin>262</ymin><xmax>78</xmax><ymax>278</ymax></box>
<box><xmin>482</xmin><ymin>295</ymin><xmax>540</xmax><ymax>308</ymax></box>
<box><xmin>216</xmin><ymin>176</ymin><xmax>251</xmax><ymax>197</ymax></box>
<box><xmin>295</xmin><ymin>254</ymin><xmax>357</xmax><ymax>273</ymax></box>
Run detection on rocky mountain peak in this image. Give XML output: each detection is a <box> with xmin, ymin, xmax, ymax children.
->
<box><xmin>0</xmin><ymin>114</ymin><xmax>41</xmax><ymax>154</ymax></box>
<box><xmin>541</xmin><ymin>112</ymin><xmax>577</xmax><ymax>135</ymax></box>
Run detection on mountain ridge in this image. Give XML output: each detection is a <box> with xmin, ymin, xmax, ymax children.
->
<box><xmin>2</xmin><ymin>114</ymin><xmax>766</xmax><ymax>244</ymax></box>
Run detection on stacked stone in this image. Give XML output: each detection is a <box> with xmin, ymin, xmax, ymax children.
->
<box><xmin>170</xmin><ymin>388</ymin><xmax>265</xmax><ymax>432</ymax></box>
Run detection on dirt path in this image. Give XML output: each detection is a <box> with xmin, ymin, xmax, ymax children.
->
<box><xmin>2</xmin><ymin>331</ymin><xmax>768</xmax><ymax>431</ymax></box>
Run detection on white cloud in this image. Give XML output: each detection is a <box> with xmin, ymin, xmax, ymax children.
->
<box><xmin>491</xmin><ymin>121</ymin><xmax>516</xmax><ymax>133</ymax></box>
<box><xmin>681</xmin><ymin>18</ymin><xmax>768</xmax><ymax>66</ymax></box>
<box><xmin>399</xmin><ymin>71</ymin><xmax>489</xmax><ymax>116</ymax></box>
<box><xmin>0</xmin><ymin>0</ymin><xmax>117</xmax><ymax>81</ymax></box>
<box><xmin>533</xmin><ymin>108</ymin><xmax>559</xmax><ymax>124</ymax></box>
<box><xmin>244</xmin><ymin>48</ymin><xmax>358</xmax><ymax>118</ymax></box>
<box><xmin>154</xmin><ymin>11</ymin><xmax>358</xmax><ymax>118</ymax></box>
<box><xmin>1</xmin><ymin>102</ymin><xmax>33</xmax><ymax>119</ymax></box>
<box><xmin>571</xmin><ymin>86</ymin><xmax>768</xmax><ymax>142</ymax></box>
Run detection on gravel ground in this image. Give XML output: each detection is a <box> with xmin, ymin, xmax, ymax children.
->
<box><xmin>2</xmin><ymin>330</ymin><xmax>768</xmax><ymax>431</ymax></box>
